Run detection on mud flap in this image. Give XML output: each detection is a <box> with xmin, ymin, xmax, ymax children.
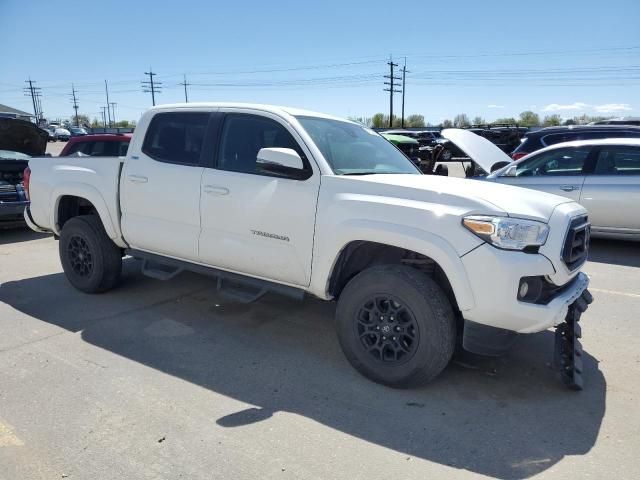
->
<box><xmin>554</xmin><ymin>289</ymin><xmax>593</xmax><ymax>390</ymax></box>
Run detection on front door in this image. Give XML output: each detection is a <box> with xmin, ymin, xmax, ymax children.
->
<box><xmin>497</xmin><ymin>146</ymin><xmax>592</xmax><ymax>201</ymax></box>
<box><xmin>121</xmin><ymin>111</ymin><xmax>211</xmax><ymax>261</ymax></box>
<box><xmin>199</xmin><ymin>112</ymin><xmax>320</xmax><ymax>286</ymax></box>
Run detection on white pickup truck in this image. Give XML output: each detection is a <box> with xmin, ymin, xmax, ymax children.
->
<box><xmin>25</xmin><ymin>103</ymin><xmax>593</xmax><ymax>389</ymax></box>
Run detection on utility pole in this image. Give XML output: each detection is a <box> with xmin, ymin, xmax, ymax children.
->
<box><xmin>383</xmin><ymin>58</ymin><xmax>401</xmax><ymax>128</ymax></box>
<box><xmin>34</xmin><ymin>92</ymin><xmax>43</xmax><ymax>122</ymax></box>
<box><xmin>70</xmin><ymin>84</ymin><xmax>80</xmax><ymax>126</ymax></box>
<box><xmin>109</xmin><ymin>102</ymin><xmax>117</xmax><ymax>125</ymax></box>
<box><xmin>24</xmin><ymin>79</ymin><xmax>42</xmax><ymax>123</ymax></box>
<box><xmin>142</xmin><ymin>68</ymin><xmax>162</xmax><ymax>106</ymax></box>
<box><xmin>100</xmin><ymin>107</ymin><xmax>107</xmax><ymax>128</ymax></box>
<box><xmin>400</xmin><ymin>58</ymin><xmax>409</xmax><ymax>129</ymax></box>
<box><xmin>179</xmin><ymin>74</ymin><xmax>190</xmax><ymax>103</ymax></box>
<box><xmin>104</xmin><ymin>80</ymin><xmax>112</xmax><ymax>127</ymax></box>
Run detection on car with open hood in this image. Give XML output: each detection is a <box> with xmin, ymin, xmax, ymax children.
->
<box><xmin>0</xmin><ymin>118</ymin><xmax>47</xmax><ymax>227</ymax></box>
<box><xmin>441</xmin><ymin>128</ymin><xmax>640</xmax><ymax>240</ymax></box>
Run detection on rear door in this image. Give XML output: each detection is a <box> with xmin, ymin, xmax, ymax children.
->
<box><xmin>120</xmin><ymin>111</ymin><xmax>212</xmax><ymax>261</ymax></box>
<box><xmin>580</xmin><ymin>145</ymin><xmax>640</xmax><ymax>232</ymax></box>
<box><xmin>496</xmin><ymin>146</ymin><xmax>592</xmax><ymax>201</ymax></box>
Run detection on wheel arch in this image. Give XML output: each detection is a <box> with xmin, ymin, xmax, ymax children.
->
<box><xmin>313</xmin><ymin>223</ymin><xmax>476</xmax><ymax>312</ymax></box>
<box><xmin>51</xmin><ymin>183</ymin><xmax>125</xmax><ymax>247</ymax></box>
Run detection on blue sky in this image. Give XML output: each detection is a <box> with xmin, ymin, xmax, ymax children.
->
<box><xmin>1</xmin><ymin>0</ymin><xmax>638</xmax><ymax>124</ymax></box>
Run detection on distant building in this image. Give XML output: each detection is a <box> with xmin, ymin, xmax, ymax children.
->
<box><xmin>0</xmin><ymin>103</ymin><xmax>34</xmax><ymax>122</ymax></box>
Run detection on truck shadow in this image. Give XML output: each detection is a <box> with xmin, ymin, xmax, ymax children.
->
<box><xmin>0</xmin><ymin>261</ymin><xmax>605</xmax><ymax>480</ymax></box>
<box><xmin>0</xmin><ymin>227</ymin><xmax>51</xmax><ymax>245</ymax></box>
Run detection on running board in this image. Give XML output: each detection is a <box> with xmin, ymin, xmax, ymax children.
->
<box><xmin>141</xmin><ymin>259</ymin><xmax>184</xmax><ymax>280</ymax></box>
<box><xmin>126</xmin><ymin>249</ymin><xmax>305</xmax><ymax>303</ymax></box>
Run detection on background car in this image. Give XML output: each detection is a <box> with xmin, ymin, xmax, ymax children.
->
<box><xmin>590</xmin><ymin>117</ymin><xmax>640</xmax><ymax>126</ymax></box>
<box><xmin>489</xmin><ymin>138</ymin><xmax>640</xmax><ymax>240</ymax></box>
<box><xmin>69</xmin><ymin>126</ymin><xmax>88</xmax><ymax>137</ymax></box>
<box><xmin>60</xmin><ymin>133</ymin><xmax>132</xmax><ymax>157</ymax></box>
<box><xmin>511</xmin><ymin>125</ymin><xmax>640</xmax><ymax>160</ymax></box>
<box><xmin>380</xmin><ymin>132</ymin><xmax>421</xmax><ymax>163</ymax></box>
<box><xmin>464</xmin><ymin>124</ymin><xmax>528</xmax><ymax>154</ymax></box>
<box><xmin>54</xmin><ymin>127</ymin><xmax>71</xmax><ymax>141</ymax></box>
<box><xmin>0</xmin><ymin>118</ymin><xmax>48</xmax><ymax>227</ymax></box>
<box><xmin>43</xmin><ymin>126</ymin><xmax>57</xmax><ymax>142</ymax></box>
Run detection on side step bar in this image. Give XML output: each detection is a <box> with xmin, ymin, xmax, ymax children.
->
<box><xmin>126</xmin><ymin>249</ymin><xmax>305</xmax><ymax>303</ymax></box>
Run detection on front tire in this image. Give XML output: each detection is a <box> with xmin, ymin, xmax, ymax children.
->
<box><xmin>335</xmin><ymin>265</ymin><xmax>456</xmax><ymax>388</ymax></box>
<box><xmin>59</xmin><ymin>215</ymin><xmax>122</xmax><ymax>293</ymax></box>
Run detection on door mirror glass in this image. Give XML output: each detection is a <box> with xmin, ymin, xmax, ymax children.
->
<box><xmin>257</xmin><ymin>147</ymin><xmax>304</xmax><ymax>172</ymax></box>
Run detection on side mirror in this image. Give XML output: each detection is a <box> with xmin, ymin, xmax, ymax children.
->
<box><xmin>256</xmin><ymin>148</ymin><xmax>305</xmax><ymax>178</ymax></box>
<box><xmin>502</xmin><ymin>165</ymin><xmax>517</xmax><ymax>177</ymax></box>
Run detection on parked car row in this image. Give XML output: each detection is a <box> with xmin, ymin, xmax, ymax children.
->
<box><xmin>42</xmin><ymin>125</ymin><xmax>88</xmax><ymax>142</ymax></box>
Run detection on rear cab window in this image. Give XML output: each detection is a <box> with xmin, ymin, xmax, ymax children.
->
<box><xmin>142</xmin><ymin>112</ymin><xmax>210</xmax><ymax>165</ymax></box>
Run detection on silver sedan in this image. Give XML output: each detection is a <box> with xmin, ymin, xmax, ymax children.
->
<box><xmin>488</xmin><ymin>138</ymin><xmax>640</xmax><ymax>240</ymax></box>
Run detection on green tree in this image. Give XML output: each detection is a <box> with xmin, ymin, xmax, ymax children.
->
<box><xmin>518</xmin><ymin>111</ymin><xmax>540</xmax><ymax>127</ymax></box>
<box><xmin>494</xmin><ymin>117</ymin><xmax>517</xmax><ymax>124</ymax></box>
<box><xmin>72</xmin><ymin>114</ymin><xmax>90</xmax><ymax>126</ymax></box>
<box><xmin>371</xmin><ymin>113</ymin><xmax>385</xmax><ymax>128</ymax></box>
<box><xmin>441</xmin><ymin>119</ymin><xmax>453</xmax><ymax>128</ymax></box>
<box><xmin>542</xmin><ymin>114</ymin><xmax>563</xmax><ymax>127</ymax></box>
<box><xmin>405</xmin><ymin>114</ymin><xmax>425</xmax><ymax>128</ymax></box>
<box><xmin>453</xmin><ymin>113</ymin><xmax>470</xmax><ymax>128</ymax></box>
<box><xmin>472</xmin><ymin>116</ymin><xmax>486</xmax><ymax>125</ymax></box>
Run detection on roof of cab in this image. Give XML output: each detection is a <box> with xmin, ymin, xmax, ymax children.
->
<box><xmin>148</xmin><ymin>102</ymin><xmax>353</xmax><ymax>123</ymax></box>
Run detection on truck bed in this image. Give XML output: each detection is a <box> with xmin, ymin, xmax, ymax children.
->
<box><xmin>27</xmin><ymin>155</ymin><xmax>125</xmax><ymax>241</ymax></box>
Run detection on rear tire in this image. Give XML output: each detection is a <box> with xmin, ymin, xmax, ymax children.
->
<box><xmin>335</xmin><ymin>265</ymin><xmax>456</xmax><ymax>388</ymax></box>
<box><xmin>59</xmin><ymin>215</ymin><xmax>122</xmax><ymax>293</ymax></box>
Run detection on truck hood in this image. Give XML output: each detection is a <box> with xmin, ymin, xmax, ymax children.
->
<box><xmin>441</xmin><ymin>128</ymin><xmax>512</xmax><ymax>173</ymax></box>
<box><xmin>0</xmin><ymin>118</ymin><xmax>48</xmax><ymax>156</ymax></box>
<box><xmin>348</xmin><ymin>174</ymin><xmax>574</xmax><ymax>222</ymax></box>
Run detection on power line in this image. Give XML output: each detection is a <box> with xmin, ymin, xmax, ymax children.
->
<box><xmin>384</xmin><ymin>58</ymin><xmax>402</xmax><ymax>128</ymax></box>
<box><xmin>142</xmin><ymin>68</ymin><xmax>162</xmax><ymax>106</ymax></box>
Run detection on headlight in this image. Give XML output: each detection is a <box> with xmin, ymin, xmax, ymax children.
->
<box><xmin>462</xmin><ymin>215</ymin><xmax>549</xmax><ymax>250</ymax></box>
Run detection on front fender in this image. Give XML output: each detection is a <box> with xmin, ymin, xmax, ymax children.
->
<box><xmin>50</xmin><ymin>182</ymin><xmax>125</xmax><ymax>247</ymax></box>
<box><xmin>310</xmin><ymin>218</ymin><xmax>476</xmax><ymax>311</ymax></box>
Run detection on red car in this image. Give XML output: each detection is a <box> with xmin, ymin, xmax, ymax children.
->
<box><xmin>60</xmin><ymin>133</ymin><xmax>132</xmax><ymax>157</ymax></box>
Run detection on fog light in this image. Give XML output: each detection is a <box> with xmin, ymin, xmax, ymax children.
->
<box><xmin>517</xmin><ymin>276</ymin><xmax>544</xmax><ymax>303</ymax></box>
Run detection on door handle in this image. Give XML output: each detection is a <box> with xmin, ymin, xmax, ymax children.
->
<box><xmin>203</xmin><ymin>185</ymin><xmax>229</xmax><ymax>195</ymax></box>
<box><xmin>128</xmin><ymin>174</ymin><xmax>148</xmax><ymax>183</ymax></box>
<box><xmin>559</xmin><ymin>185</ymin><xmax>579</xmax><ymax>192</ymax></box>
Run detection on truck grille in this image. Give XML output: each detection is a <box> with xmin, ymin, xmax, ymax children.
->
<box><xmin>562</xmin><ymin>215</ymin><xmax>590</xmax><ymax>271</ymax></box>
<box><xmin>0</xmin><ymin>184</ymin><xmax>19</xmax><ymax>202</ymax></box>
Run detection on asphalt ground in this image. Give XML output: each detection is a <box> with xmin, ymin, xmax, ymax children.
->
<box><xmin>0</xmin><ymin>228</ymin><xmax>639</xmax><ymax>480</ymax></box>
<box><xmin>0</xmin><ymin>138</ymin><xmax>636</xmax><ymax>479</ymax></box>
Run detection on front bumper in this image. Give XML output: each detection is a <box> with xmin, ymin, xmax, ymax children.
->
<box><xmin>460</xmin><ymin>243</ymin><xmax>589</xmax><ymax>334</ymax></box>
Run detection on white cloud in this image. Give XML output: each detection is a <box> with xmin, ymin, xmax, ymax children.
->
<box><xmin>593</xmin><ymin>103</ymin><xmax>632</xmax><ymax>113</ymax></box>
<box><xmin>487</xmin><ymin>104</ymin><xmax>504</xmax><ymax>109</ymax></box>
<box><xmin>542</xmin><ymin>102</ymin><xmax>590</xmax><ymax>112</ymax></box>
<box><xmin>542</xmin><ymin>102</ymin><xmax>633</xmax><ymax>114</ymax></box>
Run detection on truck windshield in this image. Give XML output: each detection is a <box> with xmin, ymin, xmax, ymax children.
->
<box><xmin>296</xmin><ymin>116</ymin><xmax>420</xmax><ymax>175</ymax></box>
